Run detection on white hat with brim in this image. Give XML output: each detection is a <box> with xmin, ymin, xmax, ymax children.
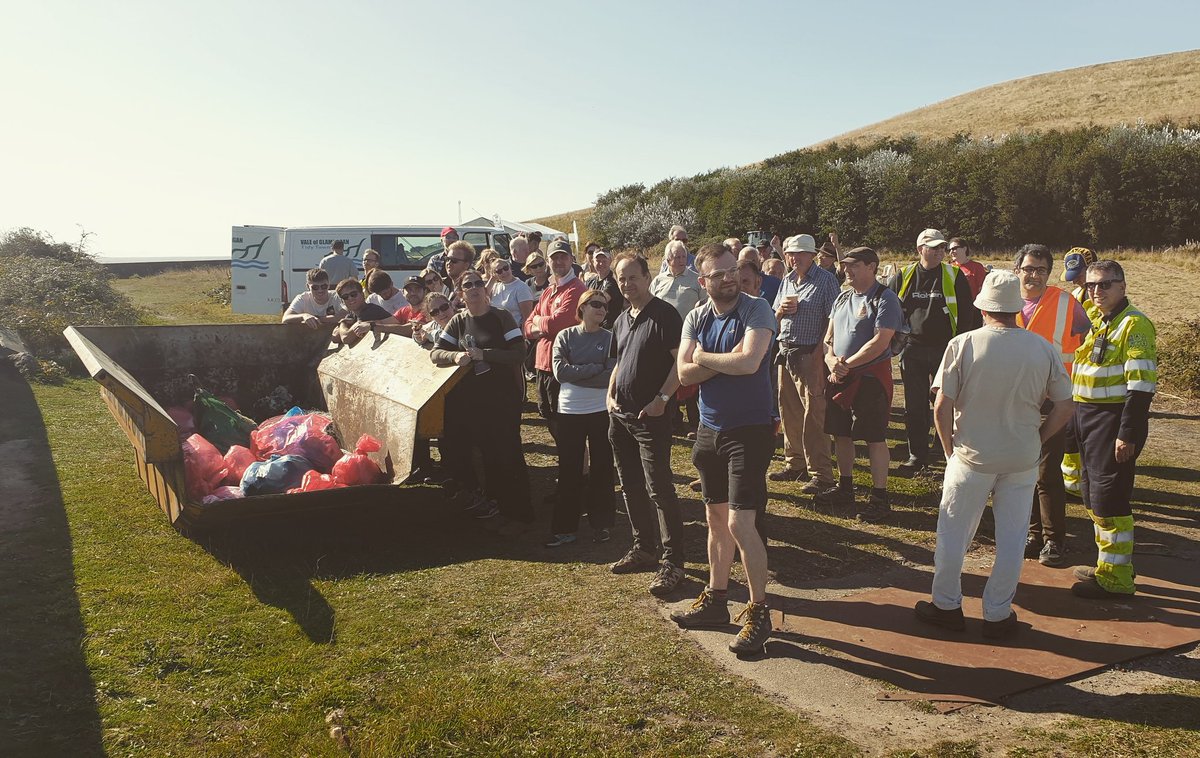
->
<box><xmin>783</xmin><ymin>234</ymin><xmax>817</xmax><ymax>254</ymax></box>
<box><xmin>916</xmin><ymin>228</ymin><xmax>948</xmax><ymax>248</ymax></box>
<box><xmin>974</xmin><ymin>270</ymin><xmax>1024</xmax><ymax>313</ymax></box>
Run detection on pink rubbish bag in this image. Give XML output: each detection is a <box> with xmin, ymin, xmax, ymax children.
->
<box><xmin>331</xmin><ymin>434</ymin><xmax>384</xmax><ymax>486</ymax></box>
<box><xmin>167</xmin><ymin>406</ymin><xmax>196</xmax><ymax>439</ymax></box>
<box><xmin>201</xmin><ymin>486</ymin><xmax>244</xmax><ymax>504</ymax></box>
<box><xmin>250</xmin><ymin>413</ymin><xmax>341</xmax><ymax>472</ymax></box>
<box><xmin>222</xmin><ymin>445</ymin><xmax>256</xmax><ymax>485</ymax></box>
<box><xmin>182</xmin><ymin>433</ymin><xmax>228</xmax><ymax>501</ymax></box>
<box><xmin>287</xmin><ymin>470</ymin><xmax>346</xmax><ymax>494</ymax></box>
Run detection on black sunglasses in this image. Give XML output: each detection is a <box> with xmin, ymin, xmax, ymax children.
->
<box><xmin>460</xmin><ymin>279</ymin><xmax>486</xmax><ymax>290</ymax></box>
<box><xmin>526</xmin><ymin>262</ymin><xmax>546</xmax><ymax>269</ymax></box>
<box><xmin>338</xmin><ymin>290</ymin><xmax>362</xmax><ymax>299</ymax></box>
<box><xmin>1085</xmin><ymin>279</ymin><xmax>1123</xmax><ymax>291</ymax></box>
<box><xmin>429</xmin><ymin>303</ymin><xmax>452</xmax><ymax>316</ymax></box>
<box><xmin>585</xmin><ymin>300</ymin><xmax>608</xmax><ymax>310</ymax></box>
<box><xmin>310</xmin><ymin>283</ymin><xmax>329</xmax><ymax>291</ymax></box>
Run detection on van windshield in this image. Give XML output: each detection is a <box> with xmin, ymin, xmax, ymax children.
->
<box><xmin>370</xmin><ymin>231</ymin><xmax>507</xmax><ymax>270</ymax></box>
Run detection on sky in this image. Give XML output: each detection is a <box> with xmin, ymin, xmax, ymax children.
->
<box><xmin>2</xmin><ymin>0</ymin><xmax>1198</xmax><ymax>260</ymax></box>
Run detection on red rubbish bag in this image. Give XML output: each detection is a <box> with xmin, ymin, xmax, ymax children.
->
<box><xmin>182</xmin><ymin>433</ymin><xmax>228</xmax><ymax>501</ymax></box>
<box><xmin>201</xmin><ymin>486</ymin><xmax>244</xmax><ymax>504</ymax></box>
<box><xmin>331</xmin><ymin>434</ymin><xmax>384</xmax><ymax>486</ymax></box>
<box><xmin>222</xmin><ymin>445</ymin><xmax>256</xmax><ymax>485</ymax></box>
<box><xmin>288</xmin><ymin>470</ymin><xmax>346</xmax><ymax>494</ymax></box>
<box><xmin>250</xmin><ymin>413</ymin><xmax>341</xmax><ymax>472</ymax></box>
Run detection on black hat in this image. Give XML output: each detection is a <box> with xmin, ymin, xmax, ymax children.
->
<box><xmin>841</xmin><ymin>246</ymin><xmax>878</xmax><ymax>265</ymax></box>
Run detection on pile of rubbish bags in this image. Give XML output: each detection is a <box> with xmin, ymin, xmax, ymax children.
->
<box><xmin>176</xmin><ymin>388</ymin><xmax>384</xmax><ymax>504</ymax></box>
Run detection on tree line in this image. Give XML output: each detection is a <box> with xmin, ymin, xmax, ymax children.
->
<box><xmin>589</xmin><ymin>122</ymin><xmax>1200</xmax><ymax>252</ymax></box>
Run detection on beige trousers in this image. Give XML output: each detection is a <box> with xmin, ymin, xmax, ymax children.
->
<box><xmin>777</xmin><ymin>352</ymin><xmax>834</xmax><ymax>483</ymax></box>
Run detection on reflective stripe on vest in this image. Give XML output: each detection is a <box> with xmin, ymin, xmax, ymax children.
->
<box><xmin>1072</xmin><ymin>304</ymin><xmax>1158</xmax><ymax>403</ymax></box>
<box><xmin>1018</xmin><ymin>286</ymin><xmax>1082</xmax><ymax>372</ymax></box>
<box><xmin>898</xmin><ymin>262</ymin><xmax>960</xmax><ymax>337</ymax></box>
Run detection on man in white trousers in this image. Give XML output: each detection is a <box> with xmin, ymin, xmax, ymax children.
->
<box><xmin>915</xmin><ymin>270</ymin><xmax>1073</xmax><ymax>639</ymax></box>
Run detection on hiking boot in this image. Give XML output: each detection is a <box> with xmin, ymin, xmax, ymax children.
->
<box><xmin>610</xmin><ymin>548</ymin><xmax>659</xmax><ymax>575</ymax></box>
<box><xmin>1073</xmin><ymin>565</ymin><xmax>1136</xmax><ymax>581</ymax></box>
<box><xmin>1024</xmin><ymin>532</ymin><xmax>1044</xmax><ymax>559</ymax></box>
<box><xmin>1038</xmin><ymin>540</ymin><xmax>1067</xmax><ymax>568</ymax></box>
<box><xmin>898</xmin><ymin>456</ymin><xmax>926</xmax><ymax>474</ymax></box>
<box><xmin>1071</xmin><ymin>576</ymin><xmax>1136</xmax><ymax>599</ymax></box>
<box><xmin>813</xmin><ymin>483</ymin><xmax>853</xmax><ymax>510</ymax></box>
<box><xmin>670</xmin><ymin>589</ymin><xmax>730</xmax><ymax>629</ymax></box>
<box><xmin>856</xmin><ymin>493</ymin><xmax>892</xmax><ymax>524</ymax></box>
<box><xmin>768</xmin><ymin>468</ymin><xmax>809</xmax><ymax>483</ymax></box>
<box><xmin>914</xmin><ymin>600</ymin><xmax>966</xmax><ymax>631</ymax></box>
<box><xmin>648</xmin><ymin>561</ymin><xmax>685</xmax><ymax>597</ymax></box>
<box><xmin>982</xmin><ymin>612</ymin><xmax>1019</xmax><ymax>640</ymax></box>
<box><xmin>800</xmin><ymin>478</ymin><xmax>827</xmax><ymax>495</ymax></box>
<box><xmin>729</xmin><ymin>601</ymin><xmax>772</xmax><ymax>656</ymax></box>
<box><xmin>544</xmin><ymin>533</ymin><xmax>577</xmax><ymax>548</ymax></box>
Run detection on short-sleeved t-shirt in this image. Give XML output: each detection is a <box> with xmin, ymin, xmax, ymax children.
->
<box><xmin>490</xmin><ymin>277</ymin><xmax>536</xmax><ymax>326</ymax></box>
<box><xmin>611</xmin><ymin>296</ymin><xmax>683</xmax><ymax>416</ymax></box>
<box><xmin>285</xmin><ymin>291</ymin><xmax>346</xmax><ymax>319</ymax></box>
<box><xmin>367</xmin><ymin>290</ymin><xmax>409</xmax><ymax>314</ymax></box>
<box><xmin>340</xmin><ymin>303</ymin><xmax>393</xmax><ymax>325</ymax></box>
<box><xmin>831</xmin><ymin>284</ymin><xmax>904</xmax><ymax>367</ymax></box>
<box><xmin>934</xmin><ymin>326</ymin><xmax>1072</xmax><ymax>473</ymax></box>
<box><xmin>319</xmin><ymin>252</ymin><xmax>357</xmax><ymax>286</ymax></box>
<box><xmin>682</xmin><ymin>293</ymin><xmax>777</xmax><ymax>431</ymax></box>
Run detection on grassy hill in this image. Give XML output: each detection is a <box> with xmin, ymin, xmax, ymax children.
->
<box><xmin>528</xmin><ymin>50</ymin><xmax>1200</xmax><ymax>229</ymax></box>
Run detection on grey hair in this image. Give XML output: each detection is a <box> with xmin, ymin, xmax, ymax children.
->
<box><xmin>1086</xmin><ymin>260</ymin><xmax>1125</xmax><ymax>280</ymax></box>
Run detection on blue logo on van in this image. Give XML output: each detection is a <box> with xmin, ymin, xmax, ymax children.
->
<box><xmin>233</xmin><ymin>236</ymin><xmax>271</xmax><ymax>270</ymax></box>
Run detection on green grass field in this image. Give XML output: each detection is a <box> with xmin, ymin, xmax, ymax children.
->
<box><xmin>4</xmin><ymin>263</ymin><xmax>1198</xmax><ymax>756</ymax></box>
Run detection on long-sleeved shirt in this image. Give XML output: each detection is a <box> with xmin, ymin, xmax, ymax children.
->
<box><xmin>430</xmin><ymin>307</ymin><xmax>525</xmax><ymax>393</ymax></box>
<box><xmin>523</xmin><ymin>270</ymin><xmax>587</xmax><ymax>373</ymax></box>
<box><xmin>552</xmin><ymin>325</ymin><xmax>616</xmax><ymax>389</ymax></box>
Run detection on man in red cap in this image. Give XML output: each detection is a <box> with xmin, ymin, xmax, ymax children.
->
<box><xmin>428</xmin><ymin>226</ymin><xmax>460</xmax><ymax>279</ymax></box>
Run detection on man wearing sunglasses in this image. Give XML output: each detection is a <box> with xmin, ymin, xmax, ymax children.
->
<box><xmin>1070</xmin><ymin>260</ymin><xmax>1157</xmax><ymax>600</ymax></box>
<box><xmin>333</xmin><ymin>279</ymin><xmax>401</xmax><ymax>347</ymax></box>
<box><xmin>1013</xmin><ymin>244</ymin><xmax>1092</xmax><ymax>569</ymax></box>
<box><xmin>282</xmin><ymin>268</ymin><xmax>346</xmax><ymax>329</ymax></box>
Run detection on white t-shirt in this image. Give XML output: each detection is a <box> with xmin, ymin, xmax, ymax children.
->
<box><xmin>367</xmin><ymin>290</ymin><xmax>409</xmax><ymax>314</ymax></box>
<box><xmin>933</xmin><ymin>326</ymin><xmax>1072</xmax><ymax>474</ymax></box>
<box><xmin>557</xmin><ymin>384</ymin><xmax>608</xmax><ymax>414</ymax></box>
<box><xmin>285</xmin><ymin>292</ymin><xmax>346</xmax><ymax>319</ymax></box>
<box><xmin>490</xmin><ymin>278</ymin><xmax>536</xmax><ymax>326</ymax></box>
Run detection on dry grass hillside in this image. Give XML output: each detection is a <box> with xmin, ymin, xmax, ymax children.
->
<box><xmin>825</xmin><ymin>49</ymin><xmax>1200</xmax><ymax>144</ymax></box>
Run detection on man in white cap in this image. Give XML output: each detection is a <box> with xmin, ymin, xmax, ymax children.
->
<box><xmin>915</xmin><ymin>270</ymin><xmax>1073</xmax><ymax>639</ymax></box>
<box><xmin>888</xmin><ymin>228</ymin><xmax>981</xmax><ymax>473</ymax></box>
<box><xmin>770</xmin><ymin>234</ymin><xmax>840</xmax><ymax>492</ymax></box>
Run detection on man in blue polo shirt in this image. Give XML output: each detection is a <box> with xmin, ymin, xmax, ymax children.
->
<box><xmin>671</xmin><ymin>243</ymin><xmax>777</xmax><ymax>657</ymax></box>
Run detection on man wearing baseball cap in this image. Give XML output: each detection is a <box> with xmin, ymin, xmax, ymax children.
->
<box><xmin>524</xmin><ymin>239</ymin><xmax>588</xmax><ymax>446</ymax></box>
<box><xmin>888</xmin><ymin>228</ymin><xmax>980</xmax><ymax>473</ymax></box>
<box><xmin>428</xmin><ymin>226</ymin><xmax>460</xmax><ymax>279</ymax></box>
<box><xmin>916</xmin><ymin>270</ymin><xmax>1073</xmax><ymax>639</ymax></box>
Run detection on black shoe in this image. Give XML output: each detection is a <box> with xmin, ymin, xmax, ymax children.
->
<box><xmin>670</xmin><ymin>589</ymin><xmax>730</xmax><ymax>629</ymax></box>
<box><xmin>1038</xmin><ymin>540</ymin><xmax>1067</xmax><ymax>568</ymax></box>
<box><xmin>914</xmin><ymin>600</ymin><xmax>965</xmax><ymax>631</ymax></box>
<box><xmin>813</xmin><ymin>484</ymin><xmax>853</xmax><ymax>509</ymax></box>
<box><xmin>688</xmin><ymin>478</ymin><xmax>702</xmax><ymax>493</ymax></box>
<box><xmin>610</xmin><ymin>548</ymin><xmax>659</xmax><ymax>575</ymax></box>
<box><xmin>982</xmin><ymin>612</ymin><xmax>1019</xmax><ymax>640</ymax></box>
<box><xmin>1071</xmin><ymin>576</ymin><xmax>1136</xmax><ymax>599</ymax></box>
<box><xmin>648</xmin><ymin>561</ymin><xmax>685</xmax><ymax>597</ymax></box>
<box><xmin>768</xmin><ymin>468</ymin><xmax>809</xmax><ymax>483</ymax></box>
<box><xmin>898</xmin><ymin>455</ymin><xmax>926</xmax><ymax>473</ymax></box>
<box><xmin>1073</xmin><ymin>565</ymin><xmax>1137</xmax><ymax>581</ymax></box>
<box><xmin>1024</xmin><ymin>532</ymin><xmax>1044</xmax><ymax>560</ymax></box>
<box><xmin>728</xmin><ymin>601</ymin><xmax>772</xmax><ymax>656</ymax></box>
<box><xmin>856</xmin><ymin>494</ymin><xmax>892</xmax><ymax>524</ymax></box>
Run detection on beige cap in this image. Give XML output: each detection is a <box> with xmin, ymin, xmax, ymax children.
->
<box><xmin>916</xmin><ymin>228</ymin><xmax>948</xmax><ymax>248</ymax></box>
<box><xmin>783</xmin><ymin>234</ymin><xmax>817</xmax><ymax>254</ymax></box>
<box><xmin>974</xmin><ymin>270</ymin><xmax>1023</xmax><ymax>313</ymax></box>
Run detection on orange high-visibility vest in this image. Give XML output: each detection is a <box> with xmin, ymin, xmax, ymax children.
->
<box><xmin>1017</xmin><ymin>285</ymin><xmax>1083</xmax><ymax>373</ymax></box>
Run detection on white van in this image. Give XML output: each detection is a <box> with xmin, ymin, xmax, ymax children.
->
<box><xmin>232</xmin><ymin>224</ymin><xmax>512</xmax><ymax>314</ymax></box>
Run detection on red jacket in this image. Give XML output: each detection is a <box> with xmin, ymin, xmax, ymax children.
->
<box><xmin>524</xmin><ymin>272</ymin><xmax>587</xmax><ymax>372</ymax></box>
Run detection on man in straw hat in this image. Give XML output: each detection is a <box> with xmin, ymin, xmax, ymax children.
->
<box><xmin>915</xmin><ymin>270</ymin><xmax>1073</xmax><ymax>639</ymax></box>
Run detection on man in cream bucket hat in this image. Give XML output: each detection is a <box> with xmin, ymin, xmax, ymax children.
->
<box><xmin>915</xmin><ymin>270</ymin><xmax>1074</xmax><ymax>639</ymax></box>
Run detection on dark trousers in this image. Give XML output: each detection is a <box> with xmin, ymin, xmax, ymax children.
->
<box><xmin>1029</xmin><ymin>421</ymin><xmax>1067</xmax><ymax>544</ymax></box>
<box><xmin>536</xmin><ymin>370</ymin><xmax>561</xmax><ymax>443</ymax></box>
<box><xmin>899</xmin><ymin>342</ymin><xmax>944</xmax><ymax>462</ymax></box>
<box><xmin>1076</xmin><ymin>402</ymin><xmax>1141</xmax><ymax>519</ymax></box>
<box><xmin>552</xmin><ymin>411</ymin><xmax>616</xmax><ymax>534</ymax></box>
<box><xmin>444</xmin><ymin>381</ymin><xmax>533</xmax><ymax>522</ymax></box>
<box><xmin>609</xmin><ymin>412</ymin><xmax>685</xmax><ymax>565</ymax></box>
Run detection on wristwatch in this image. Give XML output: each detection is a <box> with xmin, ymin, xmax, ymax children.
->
<box><xmin>657</xmin><ymin>392</ymin><xmax>671</xmax><ymax>403</ymax></box>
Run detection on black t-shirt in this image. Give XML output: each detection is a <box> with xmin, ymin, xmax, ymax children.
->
<box><xmin>610</xmin><ymin>296</ymin><xmax>683</xmax><ymax>415</ymax></box>
<box><xmin>891</xmin><ymin>264</ymin><xmax>978</xmax><ymax>347</ymax></box>
<box><xmin>587</xmin><ymin>272</ymin><xmax>626</xmax><ymax>330</ymax></box>
<box><xmin>341</xmin><ymin>303</ymin><xmax>393</xmax><ymax>325</ymax></box>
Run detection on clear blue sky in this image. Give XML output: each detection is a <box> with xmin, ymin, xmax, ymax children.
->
<box><xmin>2</xmin><ymin>0</ymin><xmax>1197</xmax><ymax>259</ymax></box>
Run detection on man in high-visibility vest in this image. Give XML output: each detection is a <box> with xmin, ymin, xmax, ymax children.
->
<box><xmin>1071</xmin><ymin>260</ymin><xmax>1157</xmax><ymax>599</ymax></box>
<box><xmin>1059</xmin><ymin>246</ymin><xmax>1100</xmax><ymax>498</ymax></box>
<box><xmin>1014</xmin><ymin>244</ymin><xmax>1091</xmax><ymax>569</ymax></box>
<box><xmin>888</xmin><ymin>229</ymin><xmax>980</xmax><ymax>473</ymax></box>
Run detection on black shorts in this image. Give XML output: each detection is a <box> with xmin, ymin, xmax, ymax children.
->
<box><xmin>691</xmin><ymin>423</ymin><xmax>775</xmax><ymax>511</ymax></box>
<box><xmin>824</xmin><ymin>375</ymin><xmax>889</xmax><ymax>443</ymax></box>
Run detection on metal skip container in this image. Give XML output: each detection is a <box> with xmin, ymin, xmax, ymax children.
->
<box><xmin>65</xmin><ymin>324</ymin><xmax>463</xmax><ymax>527</ymax></box>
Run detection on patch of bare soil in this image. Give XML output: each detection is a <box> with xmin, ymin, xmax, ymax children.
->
<box><xmin>0</xmin><ymin>440</ymin><xmax>44</xmax><ymax>541</ymax></box>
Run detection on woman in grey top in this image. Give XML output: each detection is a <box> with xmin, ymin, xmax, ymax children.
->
<box><xmin>547</xmin><ymin>290</ymin><xmax>617</xmax><ymax>546</ymax></box>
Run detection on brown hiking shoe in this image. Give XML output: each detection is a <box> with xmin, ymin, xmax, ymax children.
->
<box><xmin>728</xmin><ymin>601</ymin><xmax>772</xmax><ymax>656</ymax></box>
<box><xmin>610</xmin><ymin>548</ymin><xmax>658</xmax><ymax>575</ymax></box>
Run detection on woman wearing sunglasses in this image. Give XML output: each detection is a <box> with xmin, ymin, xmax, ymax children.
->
<box><xmin>414</xmin><ymin>292</ymin><xmax>455</xmax><ymax>347</ymax></box>
<box><xmin>419</xmin><ymin>267</ymin><xmax>450</xmax><ymax>299</ymax></box>
<box><xmin>488</xmin><ymin>255</ymin><xmax>536</xmax><ymax>327</ymax></box>
<box><xmin>523</xmin><ymin>251</ymin><xmax>551</xmax><ymax>297</ymax></box>
<box><xmin>545</xmin><ymin>289</ymin><xmax>618</xmax><ymax>547</ymax></box>
<box><xmin>430</xmin><ymin>272</ymin><xmax>533</xmax><ymax>529</ymax></box>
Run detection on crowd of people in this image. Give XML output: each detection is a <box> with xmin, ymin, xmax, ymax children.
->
<box><xmin>283</xmin><ymin>224</ymin><xmax>1159</xmax><ymax>656</ymax></box>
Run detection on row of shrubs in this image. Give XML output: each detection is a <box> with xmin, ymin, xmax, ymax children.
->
<box><xmin>589</xmin><ymin>122</ymin><xmax>1200</xmax><ymax>253</ymax></box>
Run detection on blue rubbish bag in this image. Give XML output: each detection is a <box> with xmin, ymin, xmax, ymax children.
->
<box><xmin>240</xmin><ymin>454</ymin><xmax>314</xmax><ymax>496</ymax></box>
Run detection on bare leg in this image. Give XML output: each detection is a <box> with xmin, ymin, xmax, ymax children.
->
<box><xmin>729</xmin><ymin>509</ymin><xmax>768</xmax><ymax>603</ymax></box>
<box><xmin>706</xmin><ymin>503</ymin><xmax>735</xmax><ymax>591</ymax></box>
<box><xmin>834</xmin><ymin>436</ymin><xmax>855</xmax><ymax>477</ymax></box>
<box><xmin>867</xmin><ymin>441</ymin><xmax>889</xmax><ymax>489</ymax></box>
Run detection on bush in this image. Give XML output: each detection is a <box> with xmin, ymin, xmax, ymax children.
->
<box><xmin>1156</xmin><ymin>318</ymin><xmax>1200</xmax><ymax>398</ymax></box>
<box><xmin>0</xmin><ymin>228</ymin><xmax>141</xmax><ymax>364</ymax></box>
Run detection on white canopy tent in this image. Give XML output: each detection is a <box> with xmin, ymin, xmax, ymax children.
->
<box><xmin>461</xmin><ymin>216</ymin><xmax>573</xmax><ymax>243</ymax></box>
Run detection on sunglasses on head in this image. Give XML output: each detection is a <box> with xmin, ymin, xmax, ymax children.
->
<box><xmin>429</xmin><ymin>303</ymin><xmax>452</xmax><ymax>316</ymax></box>
<box><xmin>1085</xmin><ymin>279</ymin><xmax>1122</xmax><ymax>291</ymax></box>
<box><xmin>460</xmin><ymin>279</ymin><xmax>486</xmax><ymax>290</ymax></box>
